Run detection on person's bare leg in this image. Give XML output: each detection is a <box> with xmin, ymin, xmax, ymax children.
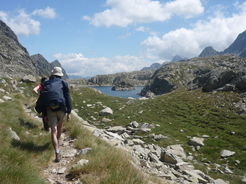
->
<box><xmin>57</xmin><ymin>121</ymin><xmax>64</xmax><ymax>141</ymax></box>
<box><xmin>50</xmin><ymin>125</ymin><xmax>58</xmax><ymax>150</ymax></box>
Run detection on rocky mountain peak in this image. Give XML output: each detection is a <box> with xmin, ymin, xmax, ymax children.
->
<box><xmin>0</xmin><ymin>20</ymin><xmax>28</xmax><ymax>54</ymax></box>
<box><xmin>223</xmin><ymin>30</ymin><xmax>246</xmax><ymax>56</ymax></box>
<box><xmin>0</xmin><ymin>20</ymin><xmax>38</xmax><ymax>78</ymax></box>
<box><xmin>198</xmin><ymin>46</ymin><xmax>220</xmax><ymax>57</ymax></box>
<box><xmin>0</xmin><ymin>20</ymin><xmax>68</xmax><ymax>79</ymax></box>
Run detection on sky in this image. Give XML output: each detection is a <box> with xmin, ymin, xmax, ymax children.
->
<box><xmin>1</xmin><ymin>0</ymin><xmax>246</xmax><ymax>78</ymax></box>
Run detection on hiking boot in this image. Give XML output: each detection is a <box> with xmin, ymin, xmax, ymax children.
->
<box><xmin>55</xmin><ymin>153</ymin><xmax>61</xmax><ymax>162</ymax></box>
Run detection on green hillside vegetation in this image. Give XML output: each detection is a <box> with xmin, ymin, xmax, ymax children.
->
<box><xmin>72</xmin><ymin>86</ymin><xmax>246</xmax><ymax>183</ymax></box>
<box><xmin>0</xmin><ymin>79</ymin><xmax>164</xmax><ymax>184</ymax></box>
<box><xmin>0</xmin><ymin>78</ymin><xmax>245</xmax><ymax>183</ymax></box>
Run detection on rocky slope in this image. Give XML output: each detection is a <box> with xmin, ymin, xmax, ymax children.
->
<box><xmin>199</xmin><ymin>30</ymin><xmax>246</xmax><ymax>57</ymax></box>
<box><xmin>0</xmin><ymin>20</ymin><xmax>38</xmax><ymax>78</ymax></box>
<box><xmin>30</xmin><ymin>54</ymin><xmax>69</xmax><ymax>79</ymax></box>
<box><xmin>0</xmin><ymin>20</ymin><xmax>68</xmax><ymax>79</ymax></box>
<box><xmin>140</xmin><ymin>55</ymin><xmax>246</xmax><ymax>96</ymax></box>
<box><xmin>68</xmin><ymin>69</ymin><xmax>156</xmax><ymax>87</ymax></box>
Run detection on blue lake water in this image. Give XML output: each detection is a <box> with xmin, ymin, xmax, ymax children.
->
<box><xmin>92</xmin><ymin>86</ymin><xmax>144</xmax><ymax>99</ymax></box>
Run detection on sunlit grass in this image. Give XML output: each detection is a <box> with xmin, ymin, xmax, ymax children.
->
<box><xmin>1</xmin><ymin>78</ymin><xmax>245</xmax><ymax>183</ymax></box>
<box><xmin>71</xmin><ymin>86</ymin><xmax>246</xmax><ymax>183</ymax></box>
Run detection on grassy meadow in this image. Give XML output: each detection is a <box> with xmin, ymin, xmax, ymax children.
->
<box><xmin>0</xmin><ymin>78</ymin><xmax>245</xmax><ymax>183</ymax></box>
<box><xmin>71</xmin><ymin>86</ymin><xmax>246</xmax><ymax>183</ymax></box>
<box><xmin>0</xmin><ymin>79</ymin><xmax>165</xmax><ymax>184</ymax></box>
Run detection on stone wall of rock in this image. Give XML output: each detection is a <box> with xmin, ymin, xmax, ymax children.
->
<box><xmin>140</xmin><ymin>55</ymin><xmax>246</xmax><ymax>96</ymax></box>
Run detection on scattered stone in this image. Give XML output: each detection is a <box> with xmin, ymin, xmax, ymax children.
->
<box><xmin>213</xmin><ymin>178</ymin><xmax>229</xmax><ymax>184</ymax></box>
<box><xmin>107</xmin><ymin>126</ymin><xmax>126</xmax><ymax>133</ymax></box>
<box><xmin>242</xmin><ymin>176</ymin><xmax>246</xmax><ymax>183</ymax></box>
<box><xmin>62</xmin><ymin>148</ymin><xmax>77</xmax><ymax>158</ymax></box>
<box><xmin>101</xmin><ymin>117</ymin><xmax>112</xmax><ymax>122</ymax></box>
<box><xmin>99</xmin><ymin>107</ymin><xmax>113</xmax><ymax>116</ymax></box>
<box><xmin>8</xmin><ymin>127</ymin><xmax>20</xmax><ymax>140</ymax></box>
<box><xmin>220</xmin><ymin>150</ymin><xmax>235</xmax><ymax>158</ymax></box>
<box><xmin>166</xmin><ymin>144</ymin><xmax>186</xmax><ymax>159</ymax></box>
<box><xmin>188</xmin><ymin>137</ymin><xmax>204</xmax><ymax>147</ymax></box>
<box><xmin>0</xmin><ymin>88</ymin><xmax>5</xmax><ymax>93</ymax></box>
<box><xmin>3</xmin><ymin>95</ymin><xmax>13</xmax><ymax>101</ymax></box>
<box><xmin>79</xmin><ymin>148</ymin><xmax>92</xmax><ymax>155</ymax></box>
<box><xmin>160</xmin><ymin>150</ymin><xmax>182</xmax><ymax>164</ymax></box>
<box><xmin>71</xmin><ymin>159</ymin><xmax>89</xmax><ymax>169</ymax></box>
<box><xmin>21</xmin><ymin>75</ymin><xmax>36</xmax><ymax>83</ymax></box>
<box><xmin>57</xmin><ymin>167</ymin><xmax>66</xmax><ymax>174</ymax></box>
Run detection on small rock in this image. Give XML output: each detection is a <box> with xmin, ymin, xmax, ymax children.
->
<box><xmin>99</xmin><ymin>107</ymin><xmax>113</xmax><ymax>116</ymax></box>
<box><xmin>57</xmin><ymin>167</ymin><xmax>66</xmax><ymax>174</ymax></box>
<box><xmin>220</xmin><ymin>150</ymin><xmax>235</xmax><ymax>158</ymax></box>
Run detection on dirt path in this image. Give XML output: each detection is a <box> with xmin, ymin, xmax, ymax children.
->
<box><xmin>42</xmin><ymin>135</ymin><xmax>81</xmax><ymax>184</ymax></box>
<box><xmin>24</xmin><ymin>105</ymin><xmax>82</xmax><ymax>184</ymax></box>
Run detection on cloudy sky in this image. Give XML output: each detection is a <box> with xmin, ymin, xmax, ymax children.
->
<box><xmin>1</xmin><ymin>0</ymin><xmax>246</xmax><ymax>77</ymax></box>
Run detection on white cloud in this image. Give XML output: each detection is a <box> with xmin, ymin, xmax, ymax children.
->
<box><xmin>83</xmin><ymin>0</ymin><xmax>204</xmax><ymax>27</ymax></box>
<box><xmin>0</xmin><ymin>9</ymin><xmax>40</xmax><ymax>35</ymax></box>
<box><xmin>32</xmin><ymin>7</ymin><xmax>56</xmax><ymax>19</ymax></box>
<box><xmin>136</xmin><ymin>26</ymin><xmax>149</xmax><ymax>32</ymax></box>
<box><xmin>142</xmin><ymin>2</ymin><xmax>246</xmax><ymax>60</ymax></box>
<box><xmin>53</xmin><ymin>53</ymin><xmax>151</xmax><ymax>77</ymax></box>
<box><xmin>0</xmin><ymin>7</ymin><xmax>56</xmax><ymax>36</ymax></box>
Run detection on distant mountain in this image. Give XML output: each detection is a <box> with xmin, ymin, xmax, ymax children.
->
<box><xmin>198</xmin><ymin>46</ymin><xmax>220</xmax><ymax>57</ymax></box>
<box><xmin>141</xmin><ymin>63</ymin><xmax>163</xmax><ymax>71</ymax></box>
<box><xmin>171</xmin><ymin>55</ymin><xmax>188</xmax><ymax>62</ymax></box>
<box><xmin>68</xmin><ymin>75</ymin><xmax>86</xmax><ymax>79</ymax></box>
<box><xmin>199</xmin><ymin>30</ymin><xmax>246</xmax><ymax>58</ymax></box>
<box><xmin>223</xmin><ymin>30</ymin><xmax>246</xmax><ymax>57</ymax></box>
<box><xmin>0</xmin><ymin>20</ymin><xmax>68</xmax><ymax>79</ymax></box>
<box><xmin>30</xmin><ymin>54</ymin><xmax>69</xmax><ymax>79</ymax></box>
<box><xmin>0</xmin><ymin>20</ymin><xmax>38</xmax><ymax>78</ymax></box>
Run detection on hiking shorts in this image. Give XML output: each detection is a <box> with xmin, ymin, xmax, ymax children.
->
<box><xmin>47</xmin><ymin>107</ymin><xmax>66</xmax><ymax>126</ymax></box>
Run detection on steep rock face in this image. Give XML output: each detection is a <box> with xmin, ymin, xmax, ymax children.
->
<box><xmin>0</xmin><ymin>20</ymin><xmax>38</xmax><ymax>78</ymax></box>
<box><xmin>199</xmin><ymin>30</ymin><xmax>246</xmax><ymax>58</ymax></box>
<box><xmin>30</xmin><ymin>54</ymin><xmax>69</xmax><ymax>79</ymax></box>
<box><xmin>199</xmin><ymin>46</ymin><xmax>220</xmax><ymax>57</ymax></box>
<box><xmin>30</xmin><ymin>54</ymin><xmax>54</xmax><ymax>78</ymax></box>
<box><xmin>223</xmin><ymin>30</ymin><xmax>246</xmax><ymax>56</ymax></box>
<box><xmin>140</xmin><ymin>55</ymin><xmax>246</xmax><ymax>96</ymax></box>
<box><xmin>51</xmin><ymin>60</ymin><xmax>69</xmax><ymax>79</ymax></box>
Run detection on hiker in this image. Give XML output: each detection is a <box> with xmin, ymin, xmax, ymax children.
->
<box><xmin>35</xmin><ymin>67</ymin><xmax>72</xmax><ymax>162</ymax></box>
<box><xmin>33</xmin><ymin>77</ymin><xmax>48</xmax><ymax>96</ymax></box>
<box><xmin>33</xmin><ymin>77</ymin><xmax>49</xmax><ymax>131</ymax></box>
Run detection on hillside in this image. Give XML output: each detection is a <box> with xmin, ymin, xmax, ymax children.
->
<box><xmin>140</xmin><ymin>55</ymin><xmax>246</xmax><ymax>96</ymax></box>
<box><xmin>0</xmin><ymin>20</ymin><xmax>68</xmax><ymax>79</ymax></box>
<box><xmin>0</xmin><ymin>78</ymin><xmax>245</xmax><ymax>183</ymax></box>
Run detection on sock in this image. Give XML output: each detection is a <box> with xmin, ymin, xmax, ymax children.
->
<box><xmin>55</xmin><ymin>149</ymin><xmax>60</xmax><ymax>154</ymax></box>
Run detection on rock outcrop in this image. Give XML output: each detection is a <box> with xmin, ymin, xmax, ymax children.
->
<box><xmin>77</xmin><ymin>70</ymin><xmax>156</xmax><ymax>87</ymax></box>
<box><xmin>0</xmin><ymin>20</ymin><xmax>38</xmax><ymax>78</ymax></box>
<box><xmin>199</xmin><ymin>46</ymin><xmax>220</xmax><ymax>57</ymax></box>
<box><xmin>140</xmin><ymin>55</ymin><xmax>246</xmax><ymax>96</ymax></box>
<box><xmin>0</xmin><ymin>20</ymin><xmax>68</xmax><ymax>79</ymax></box>
<box><xmin>30</xmin><ymin>54</ymin><xmax>69</xmax><ymax>79</ymax></box>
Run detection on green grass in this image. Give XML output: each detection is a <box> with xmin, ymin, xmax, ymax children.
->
<box><xmin>0</xmin><ymin>79</ymin><xmax>165</xmax><ymax>184</ymax></box>
<box><xmin>1</xmin><ymin>78</ymin><xmax>245</xmax><ymax>183</ymax></box>
<box><xmin>71</xmin><ymin>86</ymin><xmax>246</xmax><ymax>183</ymax></box>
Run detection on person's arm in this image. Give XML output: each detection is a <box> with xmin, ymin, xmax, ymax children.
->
<box><xmin>62</xmin><ymin>80</ymin><xmax>72</xmax><ymax>114</ymax></box>
<box><xmin>66</xmin><ymin>114</ymin><xmax>71</xmax><ymax>122</ymax></box>
<box><xmin>33</xmin><ymin>85</ymin><xmax>41</xmax><ymax>95</ymax></box>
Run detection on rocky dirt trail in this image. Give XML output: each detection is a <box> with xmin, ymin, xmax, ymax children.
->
<box><xmin>42</xmin><ymin>134</ymin><xmax>82</xmax><ymax>184</ymax></box>
<box><xmin>24</xmin><ymin>105</ymin><xmax>84</xmax><ymax>184</ymax></box>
